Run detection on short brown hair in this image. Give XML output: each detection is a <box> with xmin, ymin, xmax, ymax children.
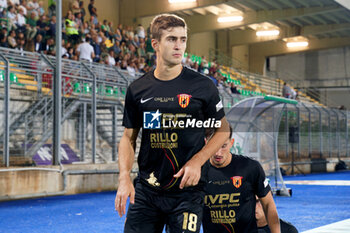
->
<box><xmin>150</xmin><ymin>14</ymin><xmax>187</xmax><ymax>41</ymax></box>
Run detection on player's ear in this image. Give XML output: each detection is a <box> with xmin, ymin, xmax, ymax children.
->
<box><xmin>151</xmin><ymin>38</ymin><xmax>158</xmax><ymax>51</ymax></box>
<box><xmin>230</xmin><ymin>138</ymin><xmax>235</xmax><ymax>145</ymax></box>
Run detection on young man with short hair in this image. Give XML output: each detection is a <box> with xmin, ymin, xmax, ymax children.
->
<box><xmin>203</xmin><ymin>126</ymin><xmax>281</xmax><ymax>233</ymax></box>
<box><xmin>115</xmin><ymin>14</ymin><xmax>229</xmax><ymax>233</ymax></box>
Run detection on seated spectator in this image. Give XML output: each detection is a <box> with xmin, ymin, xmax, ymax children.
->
<box><xmin>16</xmin><ymin>37</ymin><xmax>26</xmax><ymax>55</ymax></box>
<box><xmin>33</xmin><ymin>33</ymin><xmax>44</xmax><ymax>52</ymax></box>
<box><xmin>7</xmin><ymin>5</ymin><xmax>17</xmax><ymax>30</ymax></box>
<box><xmin>0</xmin><ymin>0</ymin><xmax>7</xmax><ymax>16</ymax></box>
<box><xmin>16</xmin><ymin>7</ymin><xmax>27</xmax><ymax>33</ymax></box>
<box><xmin>136</xmin><ymin>24</ymin><xmax>145</xmax><ymax>39</ymax></box>
<box><xmin>36</xmin><ymin>14</ymin><xmax>49</xmax><ymax>37</ymax></box>
<box><xmin>106</xmin><ymin>49</ymin><xmax>115</xmax><ymax>66</ymax></box>
<box><xmin>230</xmin><ymin>83</ymin><xmax>240</xmax><ymax>95</ymax></box>
<box><xmin>18</xmin><ymin>0</ymin><xmax>27</xmax><ymax>16</ymax></box>
<box><xmin>43</xmin><ymin>37</ymin><xmax>55</xmax><ymax>55</ymax></box>
<box><xmin>282</xmin><ymin>82</ymin><xmax>292</xmax><ymax>98</ymax></box>
<box><xmin>38</xmin><ymin>1</ymin><xmax>45</xmax><ymax>17</ymax></box>
<box><xmin>26</xmin><ymin>11</ymin><xmax>38</xmax><ymax>40</ymax></box>
<box><xmin>27</xmin><ymin>0</ymin><xmax>39</xmax><ymax>18</ymax></box>
<box><xmin>0</xmin><ymin>29</ymin><xmax>9</xmax><ymax>47</ymax></box>
<box><xmin>7</xmin><ymin>29</ymin><xmax>17</xmax><ymax>48</ymax></box>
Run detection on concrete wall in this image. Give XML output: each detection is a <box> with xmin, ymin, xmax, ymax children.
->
<box><xmin>270</xmin><ymin>45</ymin><xmax>350</xmax><ymax>108</ymax></box>
<box><xmin>188</xmin><ymin>31</ymin><xmax>215</xmax><ymax>60</ymax></box>
<box><xmin>0</xmin><ymin>164</ymin><xmax>139</xmax><ymax>200</ymax></box>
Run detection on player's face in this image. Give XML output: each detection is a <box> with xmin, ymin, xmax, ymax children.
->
<box><xmin>153</xmin><ymin>27</ymin><xmax>187</xmax><ymax>66</ymax></box>
<box><xmin>210</xmin><ymin>138</ymin><xmax>233</xmax><ymax>168</ymax></box>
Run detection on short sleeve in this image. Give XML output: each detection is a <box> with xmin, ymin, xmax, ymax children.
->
<box><xmin>122</xmin><ymin>86</ymin><xmax>141</xmax><ymax>128</ymax></box>
<box><xmin>203</xmin><ymin>80</ymin><xmax>225</xmax><ymax>120</ymax></box>
<box><xmin>254</xmin><ymin>161</ymin><xmax>271</xmax><ymax>198</ymax></box>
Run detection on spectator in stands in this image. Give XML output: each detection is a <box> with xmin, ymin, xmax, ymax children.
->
<box><xmin>136</xmin><ymin>24</ymin><xmax>145</xmax><ymax>39</ymax></box>
<box><xmin>47</xmin><ymin>15</ymin><xmax>56</xmax><ymax>37</ymax></box>
<box><xmin>26</xmin><ymin>11</ymin><xmax>37</xmax><ymax>40</ymax></box>
<box><xmin>0</xmin><ymin>0</ymin><xmax>7</xmax><ymax>16</ymax></box>
<box><xmin>69</xmin><ymin>0</ymin><xmax>80</xmax><ymax>17</ymax></box>
<box><xmin>76</xmin><ymin>36</ymin><xmax>94</xmax><ymax>62</ymax></box>
<box><xmin>43</xmin><ymin>36</ymin><xmax>55</xmax><ymax>55</ymax></box>
<box><xmin>27</xmin><ymin>0</ymin><xmax>39</xmax><ymax>18</ymax></box>
<box><xmin>7</xmin><ymin>29</ymin><xmax>17</xmax><ymax>48</ymax></box>
<box><xmin>65</xmin><ymin>13</ymin><xmax>79</xmax><ymax>44</ymax></box>
<box><xmin>0</xmin><ymin>30</ymin><xmax>8</xmax><ymax>47</ymax></box>
<box><xmin>91</xmin><ymin>33</ymin><xmax>101</xmax><ymax>62</ymax></box>
<box><xmin>9</xmin><ymin>0</ymin><xmax>20</xmax><ymax>6</ymax></box>
<box><xmin>230</xmin><ymin>82</ymin><xmax>240</xmax><ymax>95</ymax></box>
<box><xmin>282</xmin><ymin>82</ymin><xmax>292</xmax><ymax>99</ymax></box>
<box><xmin>18</xmin><ymin>0</ymin><xmax>27</xmax><ymax>16</ymax></box>
<box><xmin>79</xmin><ymin>1</ymin><xmax>85</xmax><ymax>22</ymax></box>
<box><xmin>256</xmin><ymin>197</ymin><xmax>298</xmax><ymax>233</ymax></box>
<box><xmin>16</xmin><ymin>7</ymin><xmax>27</xmax><ymax>33</ymax></box>
<box><xmin>106</xmin><ymin>49</ymin><xmax>116</xmax><ymax>66</ymax></box>
<box><xmin>88</xmin><ymin>0</ymin><xmax>97</xmax><ymax>24</ymax></box>
<box><xmin>33</xmin><ymin>33</ymin><xmax>44</xmax><ymax>52</ymax></box>
<box><xmin>16</xmin><ymin>37</ymin><xmax>26</xmax><ymax>56</ymax></box>
<box><xmin>7</xmin><ymin>5</ymin><xmax>17</xmax><ymax>30</ymax></box>
<box><xmin>38</xmin><ymin>1</ymin><xmax>45</xmax><ymax>17</ymax></box>
<box><xmin>36</xmin><ymin>14</ymin><xmax>49</xmax><ymax>37</ymax></box>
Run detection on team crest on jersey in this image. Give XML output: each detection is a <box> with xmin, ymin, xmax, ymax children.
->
<box><xmin>231</xmin><ymin>176</ymin><xmax>243</xmax><ymax>188</ymax></box>
<box><xmin>177</xmin><ymin>94</ymin><xmax>192</xmax><ymax>108</ymax></box>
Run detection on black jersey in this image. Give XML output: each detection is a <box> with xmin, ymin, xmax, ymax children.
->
<box><xmin>123</xmin><ymin>66</ymin><xmax>225</xmax><ymax>193</ymax></box>
<box><xmin>203</xmin><ymin>154</ymin><xmax>271</xmax><ymax>233</ymax></box>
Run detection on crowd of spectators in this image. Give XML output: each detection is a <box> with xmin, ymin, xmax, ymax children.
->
<box><xmin>0</xmin><ymin>0</ymin><xmax>241</xmax><ymax>93</ymax></box>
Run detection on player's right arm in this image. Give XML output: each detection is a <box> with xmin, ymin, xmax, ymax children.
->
<box><xmin>115</xmin><ymin>127</ymin><xmax>139</xmax><ymax>217</ymax></box>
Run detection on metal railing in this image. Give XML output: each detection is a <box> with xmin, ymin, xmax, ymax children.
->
<box><xmin>0</xmin><ymin>47</ymin><xmax>348</xmax><ymax>169</ymax></box>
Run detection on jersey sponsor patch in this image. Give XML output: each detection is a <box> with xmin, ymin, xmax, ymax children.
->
<box><xmin>216</xmin><ymin>100</ymin><xmax>223</xmax><ymax>112</ymax></box>
<box><xmin>143</xmin><ymin>110</ymin><xmax>161</xmax><ymax>129</ymax></box>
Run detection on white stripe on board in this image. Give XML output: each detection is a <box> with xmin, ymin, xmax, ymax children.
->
<box><xmin>302</xmin><ymin>218</ymin><xmax>350</xmax><ymax>233</ymax></box>
<box><xmin>284</xmin><ymin>180</ymin><xmax>350</xmax><ymax>186</ymax></box>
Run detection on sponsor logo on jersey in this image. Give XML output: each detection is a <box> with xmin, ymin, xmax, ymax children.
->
<box><xmin>231</xmin><ymin>176</ymin><xmax>243</xmax><ymax>188</ymax></box>
<box><xmin>140</xmin><ymin>97</ymin><xmax>153</xmax><ymax>104</ymax></box>
<box><xmin>143</xmin><ymin>110</ymin><xmax>161</xmax><ymax>129</ymax></box>
<box><xmin>177</xmin><ymin>94</ymin><xmax>192</xmax><ymax>108</ymax></box>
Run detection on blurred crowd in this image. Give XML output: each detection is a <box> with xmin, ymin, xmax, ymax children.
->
<box><xmin>0</xmin><ymin>0</ymin><xmax>240</xmax><ymax>93</ymax></box>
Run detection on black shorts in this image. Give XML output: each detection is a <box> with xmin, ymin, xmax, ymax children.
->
<box><xmin>124</xmin><ymin>181</ymin><xmax>205</xmax><ymax>233</ymax></box>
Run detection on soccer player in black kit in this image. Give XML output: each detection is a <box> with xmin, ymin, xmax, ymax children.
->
<box><xmin>114</xmin><ymin>14</ymin><xmax>230</xmax><ymax>233</ymax></box>
<box><xmin>203</xmin><ymin>126</ymin><xmax>280</xmax><ymax>233</ymax></box>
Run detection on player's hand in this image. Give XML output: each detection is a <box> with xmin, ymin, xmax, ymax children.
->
<box><xmin>174</xmin><ymin>158</ymin><xmax>201</xmax><ymax>189</ymax></box>
<box><xmin>115</xmin><ymin>176</ymin><xmax>135</xmax><ymax>217</ymax></box>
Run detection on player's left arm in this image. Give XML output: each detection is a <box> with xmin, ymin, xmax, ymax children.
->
<box><xmin>259</xmin><ymin>192</ymin><xmax>281</xmax><ymax>233</ymax></box>
<box><xmin>174</xmin><ymin>117</ymin><xmax>230</xmax><ymax>189</ymax></box>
